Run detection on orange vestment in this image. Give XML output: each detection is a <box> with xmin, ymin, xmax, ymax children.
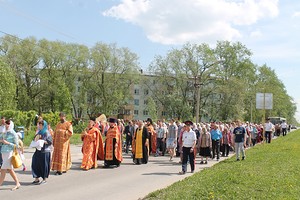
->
<box><xmin>105</xmin><ymin>126</ymin><xmax>123</xmax><ymax>162</ymax></box>
<box><xmin>81</xmin><ymin>127</ymin><xmax>104</xmax><ymax>170</ymax></box>
<box><xmin>147</xmin><ymin>125</ymin><xmax>156</xmax><ymax>154</ymax></box>
<box><xmin>51</xmin><ymin>121</ymin><xmax>73</xmax><ymax>172</ymax></box>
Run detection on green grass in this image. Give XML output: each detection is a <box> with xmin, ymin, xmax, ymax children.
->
<box><xmin>70</xmin><ymin>133</ymin><xmax>83</xmax><ymax>145</ymax></box>
<box><xmin>145</xmin><ymin>130</ymin><xmax>300</xmax><ymax>200</ymax></box>
<box><xmin>23</xmin><ymin>129</ymin><xmax>83</xmax><ymax>146</ymax></box>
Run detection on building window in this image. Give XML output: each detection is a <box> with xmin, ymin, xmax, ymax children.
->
<box><xmin>134</xmin><ymin>110</ymin><xmax>139</xmax><ymax>115</ymax></box>
<box><xmin>134</xmin><ymin>89</ymin><xmax>139</xmax><ymax>95</ymax></box>
<box><xmin>162</xmin><ymin>111</ymin><xmax>166</xmax><ymax>116</ymax></box>
<box><xmin>124</xmin><ymin>109</ymin><xmax>131</xmax><ymax>115</ymax></box>
<box><xmin>112</xmin><ymin>110</ymin><xmax>118</xmax><ymax>115</ymax></box>
<box><xmin>143</xmin><ymin>110</ymin><xmax>149</xmax><ymax>116</ymax></box>
<box><xmin>144</xmin><ymin>89</ymin><xmax>149</xmax><ymax>95</ymax></box>
<box><xmin>134</xmin><ymin>99</ymin><xmax>139</xmax><ymax>106</ymax></box>
<box><xmin>144</xmin><ymin>99</ymin><xmax>148</xmax><ymax>105</ymax></box>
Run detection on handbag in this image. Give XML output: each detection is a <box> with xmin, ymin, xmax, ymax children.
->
<box><xmin>11</xmin><ymin>145</ymin><xmax>22</xmax><ymax>169</ymax></box>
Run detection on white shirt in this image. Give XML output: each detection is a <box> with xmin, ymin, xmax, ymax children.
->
<box><xmin>281</xmin><ymin>122</ymin><xmax>287</xmax><ymax>128</ymax></box>
<box><xmin>0</xmin><ymin>125</ymin><xmax>5</xmax><ymax>134</ymax></box>
<box><xmin>264</xmin><ymin>122</ymin><xmax>274</xmax><ymax>131</ymax></box>
<box><xmin>182</xmin><ymin>130</ymin><xmax>197</xmax><ymax>147</ymax></box>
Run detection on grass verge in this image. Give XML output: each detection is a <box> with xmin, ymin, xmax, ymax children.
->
<box><xmin>145</xmin><ymin>130</ymin><xmax>300</xmax><ymax>200</ymax></box>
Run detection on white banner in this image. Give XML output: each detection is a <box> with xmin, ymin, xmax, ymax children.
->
<box><xmin>256</xmin><ymin>93</ymin><xmax>273</xmax><ymax>110</ymax></box>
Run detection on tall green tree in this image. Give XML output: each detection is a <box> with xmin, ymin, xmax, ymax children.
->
<box><xmin>0</xmin><ymin>36</ymin><xmax>41</xmax><ymax>111</ymax></box>
<box><xmin>148</xmin><ymin>43</ymin><xmax>218</xmax><ymax>121</ymax></box>
<box><xmin>213</xmin><ymin>41</ymin><xmax>255</xmax><ymax>121</ymax></box>
<box><xmin>0</xmin><ymin>58</ymin><xmax>16</xmax><ymax>110</ymax></box>
<box><xmin>86</xmin><ymin>42</ymin><xmax>140</xmax><ymax>116</ymax></box>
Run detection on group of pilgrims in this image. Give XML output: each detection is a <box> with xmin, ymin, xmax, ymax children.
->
<box><xmin>0</xmin><ymin>111</ymin><xmax>287</xmax><ymax>189</ymax></box>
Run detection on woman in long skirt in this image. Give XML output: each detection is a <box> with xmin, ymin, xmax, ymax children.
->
<box><xmin>31</xmin><ymin>120</ymin><xmax>53</xmax><ymax>185</ymax></box>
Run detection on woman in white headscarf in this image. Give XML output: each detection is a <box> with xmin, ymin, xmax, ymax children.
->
<box><xmin>0</xmin><ymin>120</ymin><xmax>21</xmax><ymax>191</ymax></box>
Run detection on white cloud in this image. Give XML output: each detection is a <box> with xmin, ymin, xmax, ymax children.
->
<box><xmin>292</xmin><ymin>11</ymin><xmax>300</xmax><ymax>18</ymax></box>
<box><xmin>103</xmin><ymin>0</ymin><xmax>279</xmax><ymax>45</ymax></box>
<box><xmin>250</xmin><ymin>30</ymin><xmax>263</xmax><ymax>38</ymax></box>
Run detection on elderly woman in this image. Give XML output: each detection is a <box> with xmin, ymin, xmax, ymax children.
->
<box><xmin>0</xmin><ymin>120</ymin><xmax>21</xmax><ymax>191</ymax></box>
<box><xmin>198</xmin><ymin>125</ymin><xmax>211</xmax><ymax>164</ymax></box>
<box><xmin>31</xmin><ymin>120</ymin><xmax>53</xmax><ymax>185</ymax></box>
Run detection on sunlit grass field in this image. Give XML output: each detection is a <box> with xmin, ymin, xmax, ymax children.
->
<box><xmin>145</xmin><ymin>130</ymin><xmax>300</xmax><ymax>200</ymax></box>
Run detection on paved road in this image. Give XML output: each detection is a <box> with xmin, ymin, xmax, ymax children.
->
<box><xmin>0</xmin><ymin>145</ymin><xmax>232</xmax><ymax>200</ymax></box>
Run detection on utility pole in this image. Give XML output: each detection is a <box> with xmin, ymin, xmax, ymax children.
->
<box><xmin>194</xmin><ymin>76</ymin><xmax>201</xmax><ymax>124</ymax></box>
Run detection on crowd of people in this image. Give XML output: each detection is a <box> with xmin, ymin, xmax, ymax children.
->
<box><xmin>0</xmin><ymin>112</ymin><xmax>292</xmax><ymax>190</ymax></box>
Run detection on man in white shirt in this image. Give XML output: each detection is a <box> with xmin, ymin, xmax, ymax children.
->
<box><xmin>281</xmin><ymin>121</ymin><xmax>287</xmax><ymax>136</ymax></box>
<box><xmin>264</xmin><ymin>118</ymin><xmax>274</xmax><ymax>143</ymax></box>
<box><xmin>179</xmin><ymin>120</ymin><xmax>197</xmax><ymax>175</ymax></box>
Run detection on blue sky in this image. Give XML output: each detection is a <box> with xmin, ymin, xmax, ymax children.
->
<box><xmin>0</xmin><ymin>0</ymin><xmax>299</xmax><ymax>121</ymax></box>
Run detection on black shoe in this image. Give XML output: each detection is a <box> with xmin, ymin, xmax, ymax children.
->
<box><xmin>200</xmin><ymin>161</ymin><xmax>204</xmax><ymax>164</ymax></box>
<box><xmin>55</xmin><ymin>171</ymin><xmax>62</xmax><ymax>175</ymax></box>
<box><xmin>242</xmin><ymin>157</ymin><xmax>245</xmax><ymax>160</ymax></box>
<box><xmin>236</xmin><ymin>159</ymin><xmax>240</xmax><ymax>161</ymax></box>
<box><xmin>204</xmin><ymin>161</ymin><xmax>208</xmax><ymax>164</ymax></box>
<box><xmin>179</xmin><ymin>171</ymin><xmax>186</xmax><ymax>175</ymax></box>
<box><xmin>32</xmin><ymin>180</ymin><xmax>40</xmax><ymax>185</ymax></box>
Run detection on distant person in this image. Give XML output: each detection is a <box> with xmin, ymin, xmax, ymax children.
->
<box><xmin>250</xmin><ymin>124</ymin><xmax>258</xmax><ymax>146</ymax></box>
<box><xmin>198</xmin><ymin>125</ymin><xmax>211</xmax><ymax>164</ymax></box>
<box><xmin>233</xmin><ymin>120</ymin><xmax>247</xmax><ymax>161</ymax></box>
<box><xmin>155</xmin><ymin>120</ymin><xmax>167</xmax><ymax>157</ymax></box>
<box><xmin>281</xmin><ymin>121</ymin><xmax>287</xmax><ymax>136</ymax></box>
<box><xmin>51</xmin><ymin>112</ymin><xmax>73</xmax><ymax>175</ymax></box>
<box><xmin>221</xmin><ymin>125</ymin><xmax>231</xmax><ymax>157</ymax></box>
<box><xmin>166</xmin><ymin>119</ymin><xmax>178</xmax><ymax>161</ymax></box>
<box><xmin>123</xmin><ymin>120</ymin><xmax>134</xmax><ymax>154</ymax></box>
<box><xmin>146</xmin><ymin>118</ymin><xmax>156</xmax><ymax>155</ymax></box>
<box><xmin>210</xmin><ymin>122</ymin><xmax>222</xmax><ymax>161</ymax></box>
<box><xmin>264</xmin><ymin>118</ymin><xmax>274</xmax><ymax>143</ymax></box>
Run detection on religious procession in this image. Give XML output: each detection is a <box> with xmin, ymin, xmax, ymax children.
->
<box><xmin>0</xmin><ymin>112</ymin><xmax>289</xmax><ymax>190</ymax></box>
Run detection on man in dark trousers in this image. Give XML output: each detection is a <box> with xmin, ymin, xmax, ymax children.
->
<box><xmin>124</xmin><ymin>120</ymin><xmax>134</xmax><ymax>154</ymax></box>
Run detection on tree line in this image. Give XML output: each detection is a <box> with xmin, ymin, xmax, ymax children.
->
<box><xmin>0</xmin><ymin>35</ymin><xmax>297</xmax><ymax>124</ymax></box>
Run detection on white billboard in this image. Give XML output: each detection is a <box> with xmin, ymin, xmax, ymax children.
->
<box><xmin>256</xmin><ymin>93</ymin><xmax>273</xmax><ymax>110</ymax></box>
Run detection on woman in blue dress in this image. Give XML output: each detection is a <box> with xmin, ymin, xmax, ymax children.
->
<box><xmin>31</xmin><ymin>120</ymin><xmax>53</xmax><ymax>185</ymax></box>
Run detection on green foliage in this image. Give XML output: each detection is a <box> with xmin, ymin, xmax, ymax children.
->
<box><xmin>0</xmin><ymin>59</ymin><xmax>16</xmax><ymax>110</ymax></box>
<box><xmin>0</xmin><ymin>35</ymin><xmax>297</xmax><ymax>123</ymax></box>
<box><xmin>145</xmin><ymin>97</ymin><xmax>158</xmax><ymax>121</ymax></box>
<box><xmin>145</xmin><ymin>130</ymin><xmax>300</xmax><ymax>199</ymax></box>
<box><xmin>69</xmin><ymin>133</ymin><xmax>83</xmax><ymax>145</ymax></box>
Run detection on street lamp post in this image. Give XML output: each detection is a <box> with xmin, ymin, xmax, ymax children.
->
<box><xmin>194</xmin><ymin>77</ymin><xmax>201</xmax><ymax>124</ymax></box>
